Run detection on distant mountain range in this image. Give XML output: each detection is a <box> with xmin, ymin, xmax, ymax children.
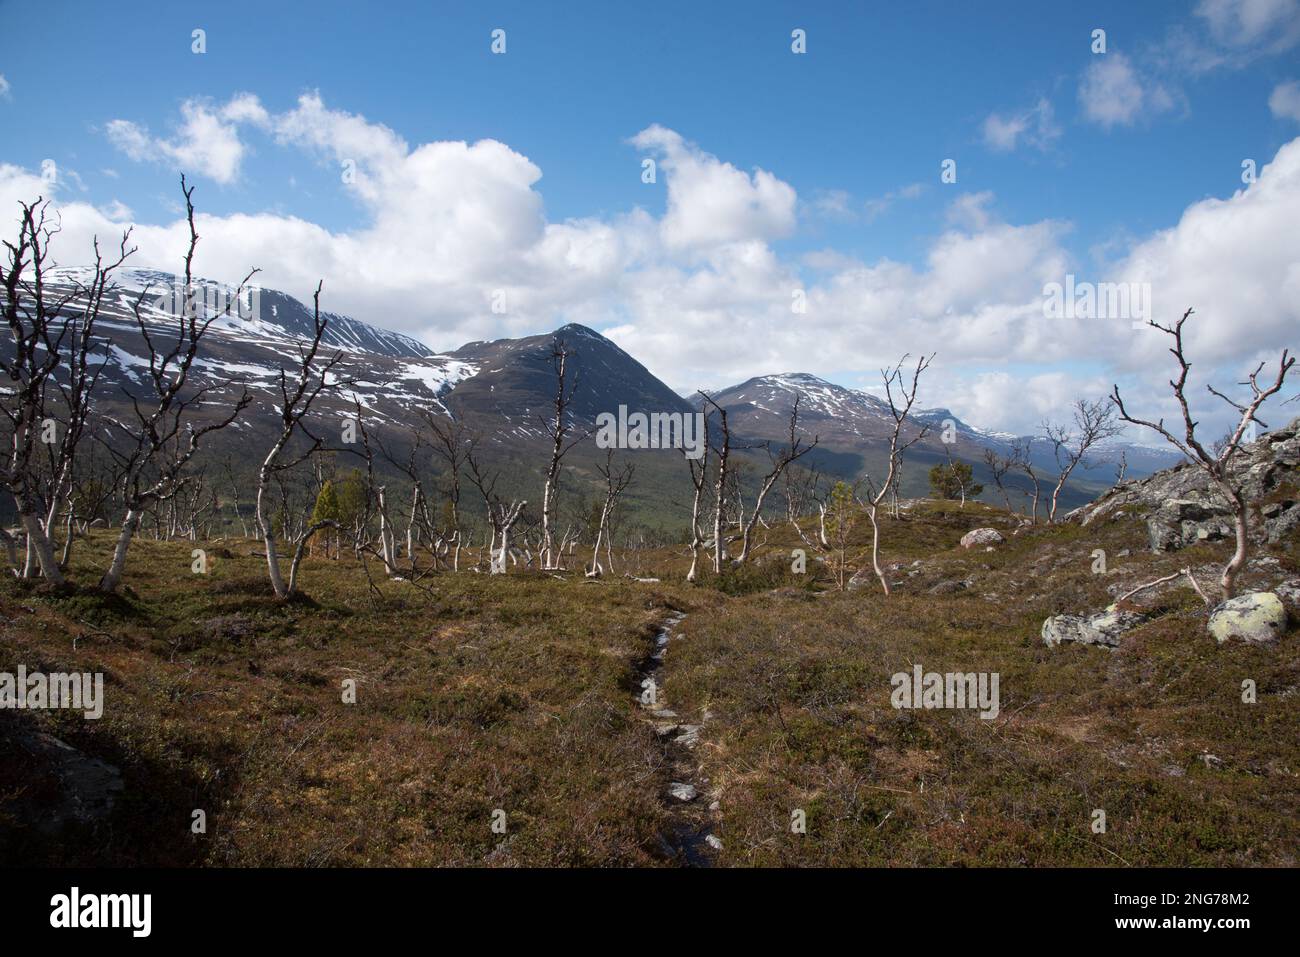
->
<box><xmin>705</xmin><ymin>372</ymin><xmax>1184</xmax><ymax>502</ymax></box>
<box><xmin>43</xmin><ymin>267</ymin><xmax>1182</xmax><ymax>519</ymax></box>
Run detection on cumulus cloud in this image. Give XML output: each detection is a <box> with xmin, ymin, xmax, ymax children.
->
<box><xmin>630</xmin><ymin>125</ymin><xmax>796</xmax><ymax>252</ymax></box>
<box><xmin>0</xmin><ymin>75</ymin><xmax>11</xmax><ymax>99</ymax></box>
<box><xmin>927</xmin><ymin>370</ymin><xmax>1115</xmax><ymax>436</ymax></box>
<box><xmin>6</xmin><ymin>93</ymin><xmax>1299</xmax><ymax>437</ymax></box>
<box><xmin>105</xmin><ymin>94</ymin><xmax>269</xmax><ymax>185</ymax></box>
<box><xmin>1113</xmin><ymin>137</ymin><xmax>1300</xmax><ymax>368</ymax></box>
<box><xmin>1078</xmin><ymin>53</ymin><xmax>1176</xmax><ymax>128</ymax></box>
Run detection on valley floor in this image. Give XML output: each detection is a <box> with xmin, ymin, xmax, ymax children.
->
<box><xmin>2</xmin><ymin>502</ymin><xmax>1297</xmax><ymax>866</ymax></box>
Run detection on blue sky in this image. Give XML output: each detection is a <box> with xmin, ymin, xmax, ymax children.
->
<box><xmin>1</xmin><ymin>0</ymin><xmax>1298</xmax><ymax>434</ymax></box>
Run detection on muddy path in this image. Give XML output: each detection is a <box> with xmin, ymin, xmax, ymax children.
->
<box><xmin>634</xmin><ymin>612</ymin><xmax>721</xmax><ymax>866</ymax></box>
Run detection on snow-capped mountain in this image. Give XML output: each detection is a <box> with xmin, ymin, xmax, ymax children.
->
<box><xmin>44</xmin><ymin>267</ymin><xmax>478</xmax><ymax>421</ymax></box>
<box><xmin>34</xmin><ymin>268</ymin><xmax>1176</xmax><ymax>511</ymax></box>
<box><xmin>703</xmin><ymin>372</ymin><xmax>1185</xmax><ymax>501</ymax></box>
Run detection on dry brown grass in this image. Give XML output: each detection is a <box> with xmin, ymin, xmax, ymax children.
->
<box><xmin>2</xmin><ymin>501</ymin><xmax>1296</xmax><ymax>867</ymax></box>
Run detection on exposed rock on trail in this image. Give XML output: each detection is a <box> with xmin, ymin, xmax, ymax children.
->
<box><xmin>634</xmin><ymin>613</ymin><xmax>719</xmax><ymax>865</ymax></box>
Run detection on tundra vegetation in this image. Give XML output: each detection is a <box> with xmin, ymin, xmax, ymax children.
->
<box><xmin>1</xmin><ymin>183</ymin><xmax>1297</xmax><ymax>867</ymax></box>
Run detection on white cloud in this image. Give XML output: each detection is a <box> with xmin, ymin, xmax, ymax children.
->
<box><xmin>862</xmin><ymin>182</ymin><xmax>925</xmax><ymax>222</ymax></box>
<box><xmin>6</xmin><ymin>94</ymin><xmax>1298</xmax><ymax>438</ymax></box>
<box><xmin>982</xmin><ymin>98</ymin><xmax>1060</xmax><ymax>152</ymax></box>
<box><xmin>810</xmin><ymin>189</ymin><xmax>852</xmax><ymax>220</ymax></box>
<box><xmin>1270</xmin><ymin>80</ymin><xmax>1300</xmax><ymax>121</ymax></box>
<box><xmin>630</xmin><ymin>125</ymin><xmax>796</xmax><ymax>252</ymax></box>
<box><xmin>106</xmin><ymin>94</ymin><xmax>266</xmax><ymax>185</ymax></box>
<box><xmin>945</xmin><ymin>191</ymin><xmax>997</xmax><ymax>231</ymax></box>
<box><xmin>1113</xmin><ymin>137</ymin><xmax>1300</xmax><ymax>368</ymax></box>
<box><xmin>0</xmin><ymin>163</ymin><xmax>50</xmax><ymax>218</ymax></box>
<box><xmin>929</xmin><ymin>370</ymin><xmax>1114</xmax><ymax>435</ymax></box>
<box><xmin>97</xmin><ymin>199</ymin><xmax>133</xmax><ymax>222</ymax></box>
<box><xmin>1195</xmin><ymin>0</ymin><xmax>1300</xmax><ymax>50</ymax></box>
<box><xmin>0</xmin><ymin>75</ymin><xmax>11</xmax><ymax>99</ymax></box>
<box><xmin>1078</xmin><ymin>53</ymin><xmax>1176</xmax><ymax>128</ymax></box>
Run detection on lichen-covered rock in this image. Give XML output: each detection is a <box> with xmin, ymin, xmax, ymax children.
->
<box><xmin>1042</xmin><ymin>606</ymin><xmax>1146</xmax><ymax>649</ymax></box>
<box><xmin>960</xmin><ymin>528</ymin><xmax>1004</xmax><ymax>549</ymax></box>
<box><xmin>1207</xmin><ymin>592</ymin><xmax>1288</xmax><ymax>645</ymax></box>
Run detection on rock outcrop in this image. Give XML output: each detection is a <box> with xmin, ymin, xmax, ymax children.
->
<box><xmin>1069</xmin><ymin>417</ymin><xmax>1300</xmax><ymax>551</ymax></box>
<box><xmin>1147</xmin><ymin>499</ymin><xmax>1235</xmax><ymax>551</ymax></box>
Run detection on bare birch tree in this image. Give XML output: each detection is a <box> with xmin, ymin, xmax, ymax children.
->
<box><xmin>1</xmin><ymin>198</ymin><xmax>136</xmax><ymax>581</ymax></box>
<box><xmin>1042</xmin><ymin>398</ymin><xmax>1121</xmax><ymax>523</ymax></box>
<box><xmin>425</xmin><ymin>409</ymin><xmax>474</xmax><ymax>571</ymax></box>
<box><xmin>537</xmin><ymin>337</ymin><xmax>587</xmax><ymax>570</ymax></box>
<box><xmin>698</xmin><ymin>392</ymin><xmax>732</xmax><ymax>574</ymax></box>
<box><xmin>1010</xmin><ymin>438</ymin><xmax>1041</xmax><ymax>522</ymax></box>
<box><xmin>682</xmin><ymin>408</ymin><xmax>711</xmax><ymax>582</ymax></box>
<box><xmin>858</xmin><ymin>354</ymin><xmax>933</xmax><ymax>595</ymax></box>
<box><xmin>1110</xmin><ymin>308</ymin><xmax>1294</xmax><ymax>599</ymax></box>
<box><xmin>982</xmin><ymin>447</ymin><xmax>1015</xmax><ymax>513</ymax></box>
<box><xmin>255</xmin><ymin>280</ymin><xmax>344</xmax><ymax>599</ymax></box>
<box><xmin>586</xmin><ymin>448</ymin><xmax>634</xmax><ymax>578</ymax></box>
<box><xmin>467</xmin><ymin>449</ymin><xmax>525</xmax><ymax>574</ymax></box>
<box><xmin>99</xmin><ymin>179</ymin><xmax>253</xmax><ymax>592</ymax></box>
<box><xmin>734</xmin><ymin>396</ymin><xmax>817</xmax><ymax>562</ymax></box>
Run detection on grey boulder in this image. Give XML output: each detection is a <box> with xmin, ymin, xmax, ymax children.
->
<box><xmin>1042</xmin><ymin>606</ymin><xmax>1147</xmax><ymax>649</ymax></box>
<box><xmin>960</xmin><ymin>528</ymin><xmax>1005</xmax><ymax>549</ymax></box>
<box><xmin>1207</xmin><ymin>592</ymin><xmax>1288</xmax><ymax>645</ymax></box>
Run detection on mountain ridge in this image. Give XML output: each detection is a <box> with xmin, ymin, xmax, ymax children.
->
<box><xmin>38</xmin><ymin>267</ymin><xmax>1180</xmax><ymax>518</ymax></box>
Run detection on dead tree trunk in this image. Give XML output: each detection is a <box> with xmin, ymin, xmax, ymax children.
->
<box><xmin>254</xmin><ymin>281</ymin><xmax>343</xmax><ymax>600</ymax></box>
<box><xmin>587</xmin><ymin>449</ymin><xmax>634</xmax><ymax>578</ymax></box>
<box><xmin>1112</xmin><ymin>308</ymin><xmax>1293</xmax><ymax>600</ymax></box>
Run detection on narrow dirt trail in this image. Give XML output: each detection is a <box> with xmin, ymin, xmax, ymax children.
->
<box><xmin>634</xmin><ymin>612</ymin><xmax>721</xmax><ymax>866</ymax></box>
